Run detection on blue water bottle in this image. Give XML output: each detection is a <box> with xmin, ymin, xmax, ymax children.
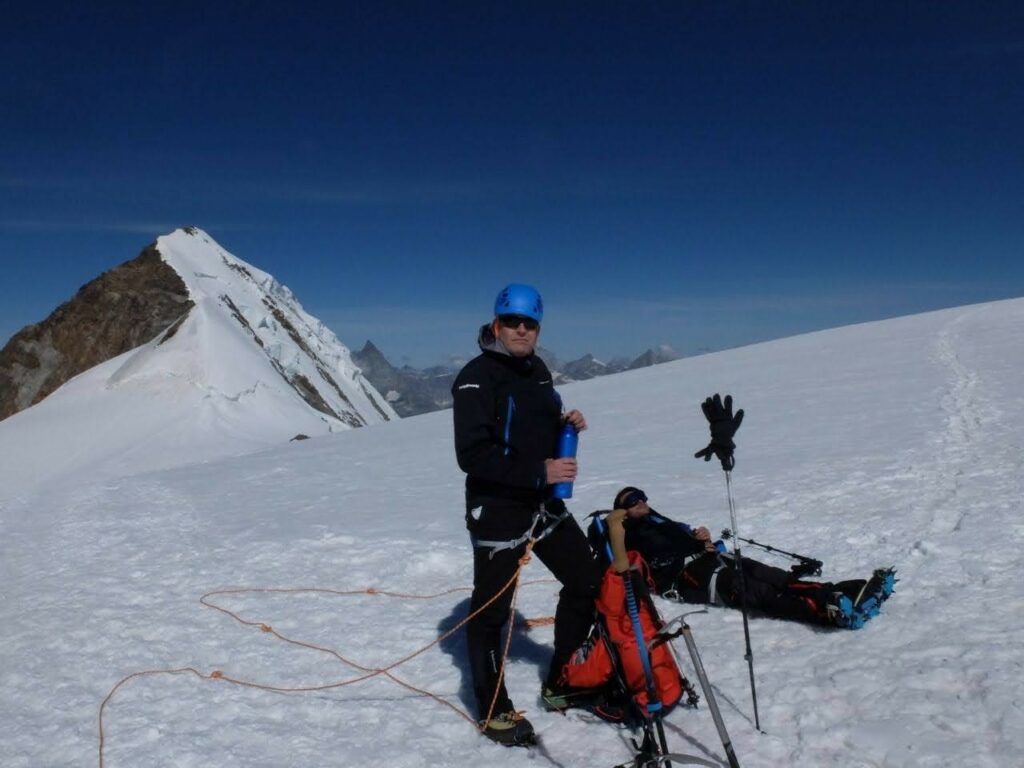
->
<box><xmin>551</xmin><ymin>423</ymin><xmax>579</xmax><ymax>499</ymax></box>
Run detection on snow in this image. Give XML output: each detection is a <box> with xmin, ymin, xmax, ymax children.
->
<box><xmin>2</xmin><ymin>297</ymin><xmax>1024</xmax><ymax>767</ymax></box>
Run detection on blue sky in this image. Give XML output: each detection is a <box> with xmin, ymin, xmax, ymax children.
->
<box><xmin>2</xmin><ymin>2</ymin><xmax>1022</xmax><ymax>367</ymax></box>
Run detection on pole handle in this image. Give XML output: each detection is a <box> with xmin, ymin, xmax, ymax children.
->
<box><xmin>606</xmin><ymin>509</ymin><xmax>631</xmax><ymax>573</ymax></box>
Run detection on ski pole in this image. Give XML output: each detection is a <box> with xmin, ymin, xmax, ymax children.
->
<box><xmin>725</xmin><ymin>470</ymin><xmax>762</xmax><ymax>733</ymax></box>
<box><xmin>719</xmin><ymin>530</ymin><xmax>823</xmax><ymax>577</ymax></box>
<box><xmin>606</xmin><ymin>510</ymin><xmax>674</xmax><ymax>768</ymax></box>
<box><xmin>600</xmin><ymin>512</ymin><xmax>726</xmax><ymax>768</ymax></box>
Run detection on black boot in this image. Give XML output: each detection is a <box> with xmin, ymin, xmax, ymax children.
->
<box><xmin>480</xmin><ymin>710</ymin><xmax>536</xmax><ymax>747</ymax></box>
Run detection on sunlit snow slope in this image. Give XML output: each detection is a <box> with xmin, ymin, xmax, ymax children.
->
<box><xmin>1</xmin><ymin>298</ymin><xmax>1022</xmax><ymax>768</ymax></box>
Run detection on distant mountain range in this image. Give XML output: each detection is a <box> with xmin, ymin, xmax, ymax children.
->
<box><xmin>352</xmin><ymin>340</ymin><xmax>682</xmax><ymax>417</ymax></box>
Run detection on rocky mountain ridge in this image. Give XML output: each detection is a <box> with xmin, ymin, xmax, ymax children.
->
<box><xmin>0</xmin><ymin>246</ymin><xmax>194</xmax><ymax>420</ymax></box>
<box><xmin>0</xmin><ymin>228</ymin><xmax>395</xmax><ymax>431</ymax></box>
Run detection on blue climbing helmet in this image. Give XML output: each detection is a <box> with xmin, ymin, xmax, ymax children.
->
<box><xmin>493</xmin><ymin>283</ymin><xmax>544</xmax><ymax>323</ymax></box>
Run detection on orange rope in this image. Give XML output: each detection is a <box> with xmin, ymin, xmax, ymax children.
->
<box><xmin>98</xmin><ymin>668</ymin><xmax>209</xmax><ymax>767</ymax></box>
<box><xmin>98</xmin><ymin>574</ymin><xmax>557</xmax><ymax>766</ymax></box>
<box><xmin>480</xmin><ymin>538</ymin><xmax>537</xmax><ymax>730</ymax></box>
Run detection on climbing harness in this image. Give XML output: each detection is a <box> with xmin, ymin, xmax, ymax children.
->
<box><xmin>471</xmin><ymin>505</ymin><xmax>570</xmax><ymax>559</ymax></box>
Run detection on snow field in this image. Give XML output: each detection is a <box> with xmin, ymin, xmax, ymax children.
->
<box><xmin>2</xmin><ymin>298</ymin><xmax>1023</xmax><ymax>766</ymax></box>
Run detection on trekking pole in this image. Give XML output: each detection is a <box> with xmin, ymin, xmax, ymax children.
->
<box><xmin>724</xmin><ymin>470</ymin><xmax>762</xmax><ymax>733</ymax></box>
<box><xmin>606</xmin><ymin>510</ymin><xmax>674</xmax><ymax>768</ymax></box>
<box><xmin>719</xmin><ymin>530</ymin><xmax>823</xmax><ymax>577</ymax></box>
<box><xmin>693</xmin><ymin>394</ymin><xmax>761</xmax><ymax>732</ymax></box>
<box><xmin>600</xmin><ymin>511</ymin><xmax>727</xmax><ymax>768</ymax></box>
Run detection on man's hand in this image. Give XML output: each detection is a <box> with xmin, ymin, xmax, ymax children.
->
<box><xmin>692</xmin><ymin>526</ymin><xmax>717</xmax><ymax>552</ymax></box>
<box><xmin>563</xmin><ymin>409</ymin><xmax>587</xmax><ymax>431</ymax></box>
<box><xmin>545</xmin><ymin>457</ymin><xmax>578</xmax><ymax>484</ymax></box>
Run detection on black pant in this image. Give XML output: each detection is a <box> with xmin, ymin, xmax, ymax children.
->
<box><xmin>465</xmin><ymin>499</ymin><xmax>600</xmax><ymax>719</ymax></box>
<box><xmin>675</xmin><ymin>553</ymin><xmax>856</xmax><ymax>624</ymax></box>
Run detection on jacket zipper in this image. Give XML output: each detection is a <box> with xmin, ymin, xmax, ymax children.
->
<box><xmin>503</xmin><ymin>396</ymin><xmax>516</xmax><ymax>455</ymax></box>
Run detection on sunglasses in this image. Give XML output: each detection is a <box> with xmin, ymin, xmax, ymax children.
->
<box><xmin>498</xmin><ymin>314</ymin><xmax>540</xmax><ymax>331</ymax></box>
<box><xmin>619</xmin><ymin>490</ymin><xmax>647</xmax><ymax>509</ymax></box>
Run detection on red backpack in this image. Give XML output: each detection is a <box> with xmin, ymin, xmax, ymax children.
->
<box><xmin>562</xmin><ymin>550</ymin><xmax>684</xmax><ymax>712</ymax></box>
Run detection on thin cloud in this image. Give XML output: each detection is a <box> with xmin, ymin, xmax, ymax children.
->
<box><xmin>0</xmin><ymin>174</ymin><xmax>522</xmax><ymax>206</ymax></box>
<box><xmin>256</xmin><ymin>180</ymin><xmax>509</xmax><ymax>206</ymax></box>
<box><xmin>563</xmin><ymin>281</ymin><xmax>1007</xmax><ymax>322</ymax></box>
<box><xmin>314</xmin><ymin>305</ymin><xmax>477</xmax><ymax>335</ymax></box>
<box><xmin>0</xmin><ymin>174</ymin><xmax>636</xmax><ymax>208</ymax></box>
<box><xmin>244</xmin><ymin>177</ymin><xmax>631</xmax><ymax>207</ymax></box>
<box><xmin>0</xmin><ymin>177</ymin><xmax>109</xmax><ymax>191</ymax></box>
<box><xmin>0</xmin><ymin>219</ymin><xmax>244</xmax><ymax>235</ymax></box>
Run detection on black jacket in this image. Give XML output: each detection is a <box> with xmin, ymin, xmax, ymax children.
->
<box><xmin>452</xmin><ymin>324</ymin><xmax>563</xmax><ymax>507</ymax></box>
<box><xmin>623</xmin><ymin>509</ymin><xmax>708</xmax><ymax>592</ymax></box>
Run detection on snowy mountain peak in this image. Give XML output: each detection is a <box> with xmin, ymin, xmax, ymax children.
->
<box><xmin>0</xmin><ymin>227</ymin><xmax>396</xmax><ymax>492</ymax></box>
<box><xmin>154</xmin><ymin>227</ymin><xmax>395</xmax><ymax>428</ymax></box>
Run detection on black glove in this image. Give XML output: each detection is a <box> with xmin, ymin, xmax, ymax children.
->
<box><xmin>693</xmin><ymin>393</ymin><xmax>744</xmax><ymax>471</ymax></box>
